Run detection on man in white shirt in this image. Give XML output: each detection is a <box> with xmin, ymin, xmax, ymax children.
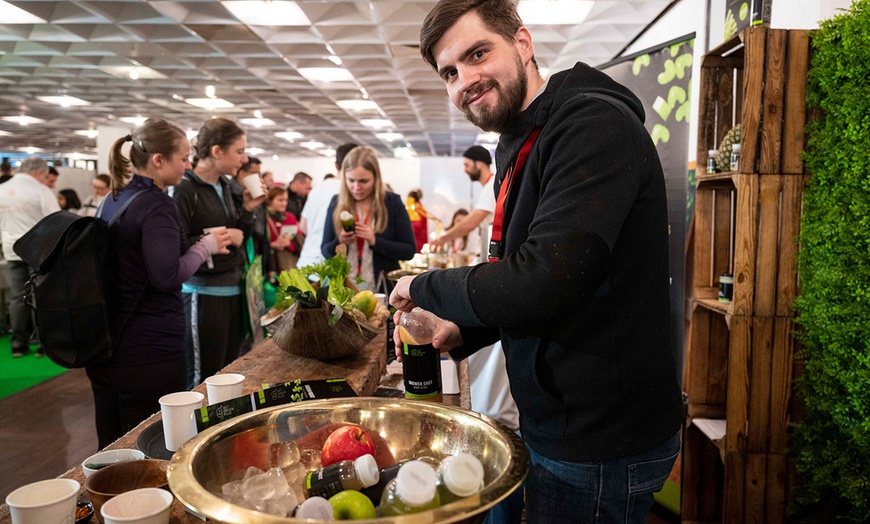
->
<box><xmin>0</xmin><ymin>157</ymin><xmax>61</xmax><ymax>357</ymax></box>
<box><xmin>431</xmin><ymin>146</ymin><xmax>496</xmax><ymax>259</ymax></box>
<box><xmin>297</xmin><ymin>143</ymin><xmax>358</xmax><ymax>268</ymax></box>
<box><xmin>432</xmin><ymin>146</ymin><xmax>520</xmax><ymax>434</ymax></box>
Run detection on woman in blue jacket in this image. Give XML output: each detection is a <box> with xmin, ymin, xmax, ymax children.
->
<box><xmin>321</xmin><ymin>146</ymin><xmax>415</xmax><ymax>290</ymax></box>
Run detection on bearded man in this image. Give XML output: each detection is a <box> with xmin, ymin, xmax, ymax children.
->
<box><xmin>389</xmin><ymin>1</ymin><xmax>684</xmax><ymax>522</ymax></box>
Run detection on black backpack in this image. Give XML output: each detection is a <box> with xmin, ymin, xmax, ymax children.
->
<box><xmin>12</xmin><ymin>191</ymin><xmax>146</xmax><ymax>368</ymax></box>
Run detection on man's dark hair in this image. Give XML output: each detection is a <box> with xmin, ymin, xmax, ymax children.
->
<box><xmin>48</xmin><ymin>166</ymin><xmax>59</xmax><ymax>176</ymax></box>
<box><xmin>238</xmin><ymin>156</ymin><xmax>261</xmax><ymax>175</ymax></box>
<box><xmin>335</xmin><ymin>143</ymin><xmax>359</xmax><ymax>170</ymax></box>
<box><xmin>420</xmin><ymin>0</ymin><xmax>531</xmax><ymax>70</ymax></box>
<box><xmin>292</xmin><ymin>171</ymin><xmax>312</xmax><ymax>184</ymax></box>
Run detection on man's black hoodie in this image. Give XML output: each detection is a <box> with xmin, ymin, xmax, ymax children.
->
<box><xmin>410</xmin><ymin>63</ymin><xmax>684</xmax><ymax>461</ymax></box>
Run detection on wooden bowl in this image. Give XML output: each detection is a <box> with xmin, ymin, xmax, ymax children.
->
<box><xmin>85</xmin><ymin>459</ymin><xmax>169</xmax><ymax>517</ymax></box>
<box><xmin>265</xmin><ymin>301</ymin><xmax>381</xmax><ymax>360</ymax></box>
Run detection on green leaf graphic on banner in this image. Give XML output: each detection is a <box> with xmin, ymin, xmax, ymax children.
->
<box><xmin>739</xmin><ymin>2</ymin><xmax>749</xmax><ymax>20</ymax></box>
<box><xmin>670</xmin><ymin>43</ymin><xmax>682</xmax><ymax>57</ymax></box>
<box><xmin>651</xmin><ymin>124</ymin><xmax>670</xmax><ymax>145</ymax></box>
<box><xmin>657</xmin><ymin>60</ymin><xmax>676</xmax><ymax>84</ymax></box>
<box><xmin>675</xmin><ymin>54</ymin><xmax>693</xmax><ymax>79</ymax></box>
<box><xmin>632</xmin><ymin>54</ymin><xmax>650</xmax><ymax>76</ymax></box>
<box><xmin>653</xmin><ymin>96</ymin><xmax>671</xmax><ymax>121</ymax></box>
<box><xmin>667</xmin><ymin>86</ymin><xmax>687</xmax><ymax>108</ymax></box>
<box><xmin>676</xmin><ymin>102</ymin><xmax>691</xmax><ymax>123</ymax></box>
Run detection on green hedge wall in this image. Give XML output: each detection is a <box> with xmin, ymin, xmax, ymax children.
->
<box><xmin>794</xmin><ymin>0</ymin><xmax>870</xmax><ymax>520</ymax></box>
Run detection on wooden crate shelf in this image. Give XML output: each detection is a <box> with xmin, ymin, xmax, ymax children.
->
<box><xmin>696</xmin><ymin>27</ymin><xmax>810</xmax><ymax>177</ymax></box>
<box><xmin>683</xmin><ymin>26</ymin><xmax>809</xmax><ymax>524</ymax></box>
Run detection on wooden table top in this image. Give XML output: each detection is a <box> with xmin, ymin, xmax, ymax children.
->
<box><xmin>0</xmin><ymin>330</ymin><xmax>471</xmax><ymax>523</ymax></box>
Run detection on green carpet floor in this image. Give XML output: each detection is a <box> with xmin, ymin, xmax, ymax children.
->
<box><xmin>0</xmin><ymin>334</ymin><xmax>67</xmax><ymax>400</ymax></box>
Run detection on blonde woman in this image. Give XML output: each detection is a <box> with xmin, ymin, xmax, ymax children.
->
<box><xmin>321</xmin><ymin>146</ymin><xmax>415</xmax><ymax>290</ymax></box>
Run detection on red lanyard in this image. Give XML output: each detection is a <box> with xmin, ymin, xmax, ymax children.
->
<box><xmin>489</xmin><ymin>128</ymin><xmax>540</xmax><ymax>262</ymax></box>
<box><xmin>354</xmin><ymin>210</ymin><xmax>369</xmax><ymax>274</ymax></box>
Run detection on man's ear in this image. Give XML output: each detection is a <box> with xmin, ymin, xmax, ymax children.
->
<box><xmin>514</xmin><ymin>26</ymin><xmax>535</xmax><ymax>65</ymax></box>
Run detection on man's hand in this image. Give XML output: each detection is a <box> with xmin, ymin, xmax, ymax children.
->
<box><xmin>389</xmin><ymin>275</ymin><xmax>417</xmax><ymax>312</ymax></box>
<box><xmin>429</xmin><ymin>236</ymin><xmax>447</xmax><ymax>249</ymax></box>
<box><xmin>393</xmin><ymin>310</ymin><xmax>464</xmax><ymax>362</ymax></box>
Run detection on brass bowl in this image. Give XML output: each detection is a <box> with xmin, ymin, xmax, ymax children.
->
<box><xmin>168</xmin><ymin>398</ymin><xmax>528</xmax><ymax>523</ymax></box>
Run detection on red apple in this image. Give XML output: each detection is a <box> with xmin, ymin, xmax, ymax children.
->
<box><xmin>321</xmin><ymin>425</ymin><xmax>376</xmax><ymax>467</ymax></box>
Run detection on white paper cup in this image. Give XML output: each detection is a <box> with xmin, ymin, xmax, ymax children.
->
<box><xmin>159</xmin><ymin>391</ymin><xmax>204</xmax><ymax>452</ymax></box>
<box><xmin>242</xmin><ymin>173</ymin><xmax>264</xmax><ymax>199</ymax></box>
<box><xmin>202</xmin><ymin>226</ymin><xmax>226</xmax><ymax>269</ymax></box>
<box><xmin>280</xmin><ymin>224</ymin><xmax>298</xmax><ymax>239</ymax></box>
<box><xmin>100</xmin><ymin>487</ymin><xmax>173</xmax><ymax>524</ymax></box>
<box><xmin>82</xmin><ymin>448</ymin><xmax>145</xmax><ymax>478</ymax></box>
<box><xmin>6</xmin><ymin>478</ymin><xmax>79</xmax><ymax>524</ymax></box>
<box><xmin>204</xmin><ymin>373</ymin><xmax>245</xmax><ymax>405</ymax></box>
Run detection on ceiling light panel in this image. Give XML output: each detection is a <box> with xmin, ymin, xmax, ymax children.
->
<box><xmin>185</xmin><ymin>98</ymin><xmax>235</xmax><ymax>109</ymax></box>
<box><xmin>297</xmin><ymin>67</ymin><xmax>356</xmax><ymax>83</ymax></box>
<box><xmin>1</xmin><ymin>116</ymin><xmax>47</xmax><ymax>126</ymax></box>
<box><xmin>221</xmin><ymin>1</ymin><xmax>311</xmax><ymax>26</ymax></box>
<box><xmin>0</xmin><ymin>1</ymin><xmax>46</xmax><ymax>24</ymax></box>
<box><xmin>35</xmin><ymin>95</ymin><xmax>92</xmax><ymax>107</ymax></box>
<box><xmin>239</xmin><ymin>118</ymin><xmax>276</xmax><ymax>127</ymax></box>
<box><xmin>517</xmin><ymin>0</ymin><xmax>595</xmax><ymax>25</ymax></box>
<box><xmin>336</xmin><ymin>100</ymin><xmax>381</xmax><ymax>112</ymax></box>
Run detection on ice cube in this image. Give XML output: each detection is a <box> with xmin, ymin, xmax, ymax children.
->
<box><xmin>271</xmin><ymin>441</ymin><xmax>301</xmax><ymax>469</ymax></box>
<box><xmin>299</xmin><ymin>449</ymin><xmax>322</xmax><ymax>471</ymax></box>
<box><xmin>241</xmin><ymin>467</ymin><xmax>290</xmax><ymax>504</ymax></box>
<box><xmin>243</xmin><ymin>466</ymin><xmax>264</xmax><ymax>480</ymax></box>
<box><xmin>263</xmin><ymin>492</ymin><xmax>299</xmax><ymax>517</ymax></box>
<box><xmin>281</xmin><ymin>460</ymin><xmax>307</xmax><ymax>484</ymax></box>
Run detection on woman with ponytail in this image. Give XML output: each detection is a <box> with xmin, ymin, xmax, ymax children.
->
<box><xmin>173</xmin><ymin>117</ymin><xmax>265</xmax><ymax>389</ymax></box>
<box><xmin>86</xmin><ymin>118</ymin><xmax>232</xmax><ymax>448</ymax></box>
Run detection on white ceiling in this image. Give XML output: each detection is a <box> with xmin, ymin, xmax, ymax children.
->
<box><xmin>0</xmin><ymin>0</ymin><xmax>673</xmax><ymax>159</ymax></box>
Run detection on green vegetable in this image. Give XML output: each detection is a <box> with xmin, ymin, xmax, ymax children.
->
<box><xmin>302</xmin><ymin>256</ymin><xmax>355</xmax><ymax>308</ymax></box>
<box><xmin>274</xmin><ymin>269</ymin><xmax>316</xmax><ymax>310</ymax></box>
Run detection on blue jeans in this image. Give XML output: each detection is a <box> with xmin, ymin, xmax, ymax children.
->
<box><xmin>525</xmin><ymin>431</ymin><xmax>680</xmax><ymax>523</ymax></box>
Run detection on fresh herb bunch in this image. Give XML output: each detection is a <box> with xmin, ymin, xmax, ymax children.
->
<box><xmin>794</xmin><ymin>2</ymin><xmax>870</xmax><ymax>520</ymax></box>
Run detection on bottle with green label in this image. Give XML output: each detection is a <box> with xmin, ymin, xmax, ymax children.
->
<box><xmin>399</xmin><ymin>308</ymin><xmax>442</xmax><ymax>403</ymax></box>
<box><xmin>379</xmin><ymin>460</ymin><xmax>441</xmax><ymax>516</ymax></box>
<box><xmin>436</xmin><ymin>453</ymin><xmax>485</xmax><ymax>505</ymax></box>
<box><xmin>303</xmin><ymin>453</ymin><xmax>379</xmax><ymax>499</ymax></box>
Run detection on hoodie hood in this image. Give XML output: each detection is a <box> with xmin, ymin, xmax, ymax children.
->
<box><xmin>496</xmin><ymin>62</ymin><xmax>645</xmax><ymax>172</ymax></box>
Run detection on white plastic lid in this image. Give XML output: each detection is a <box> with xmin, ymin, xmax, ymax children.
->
<box><xmin>441</xmin><ymin>453</ymin><xmax>485</xmax><ymax>497</ymax></box>
<box><xmin>731</xmin><ymin>144</ymin><xmax>741</xmax><ymax>152</ymax></box>
<box><xmin>395</xmin><ymin>460</ymin><xmax>437</xmax><ymax>507</ymax></box>
<box><xmin>354</xmin><ymin>454</ymin><xmax>380</xmax><ymax>488</ymax></box>
<box><xmin>294</xmin><ymin>496</ymin><xmax>334</xmax><ymax>520</ymax></box>
<box><xmin>708</xmin><ymin>149</ymin><xmax>718</xmax><ymax>156</ymax></box>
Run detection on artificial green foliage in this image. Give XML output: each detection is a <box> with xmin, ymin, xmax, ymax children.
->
<box><xmin>794</xmin><ymin>1</ymin><xmax>870</xmax><ymax>520</ymax></box>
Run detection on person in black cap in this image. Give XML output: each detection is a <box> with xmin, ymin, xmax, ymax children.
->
<box><xmin>430</xmin><ymin>145</ymin><xmax>495</xmax><ymax>258</ymax></box>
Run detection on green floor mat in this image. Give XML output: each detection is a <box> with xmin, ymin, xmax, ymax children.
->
<box><xmin>0</xmin><ymin>334</ymin><xmax>68</xmax><ymax>400</ymax></box>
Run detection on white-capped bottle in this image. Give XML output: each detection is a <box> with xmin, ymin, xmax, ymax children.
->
<box><xmin>730</xmin><ymin>143</ymin><xmax>741</xmax><ymax>171</ymax></box>
<box><xmin>291</xmin><ymin>496</ymin><xmax>334</xmax><ymax>520</ymax></box>
<box><xmin>379</xmin><ymin>460</ymin><xmax>441</xmax><ymax>516</ymax></box>
<box><xmin>707</xmin><ymin>149</ymin><xmax>718</xmax><ymax>173</ymax></box>
<box><xmin>303</xmin><ymin>453</ymin><xmax>379</xmax><ymax>499</ymax></box>
<box><xmin>436</xmin><ymin>453</ymin><xmax>485</xmax><ymax>505</ymax></box>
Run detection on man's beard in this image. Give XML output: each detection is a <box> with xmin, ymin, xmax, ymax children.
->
<box><xmin>466</xmin><ymin>166</ymin><xmax>481</xmax><ymax>182</ymax></box>
<box><xmin>460</xmin><ymin>53</ymin><xmax>527</xmax><ymax>133</ymax></box>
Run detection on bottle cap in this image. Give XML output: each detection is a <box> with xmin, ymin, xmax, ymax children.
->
<box><xmin>354</xmin><ymin>454</ymin><xmax>380</xmax><ymax>488</ymax></box>
<box><xmin>395</xmin><ymin>460</ymin><xmax>437</xmax><ymax>507</ymax></box>
<box><xmin>731</xmin><ymin>144</ymin><xmax>741</xmax><ymax>152</ymax></box>
<box><xmin>441</xmin><ymin>453</ymin><xmax>485</xmax><ymax>497</ymax></box>
<box><xmin>708</xmin><ymin>149</ymin><xmax>718</xmax><ymax>156</ymax></box>
<box><xmin>293</xmin><ymin>496</ymin><xmax>334</xmax><ymax>520</ymax></box>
